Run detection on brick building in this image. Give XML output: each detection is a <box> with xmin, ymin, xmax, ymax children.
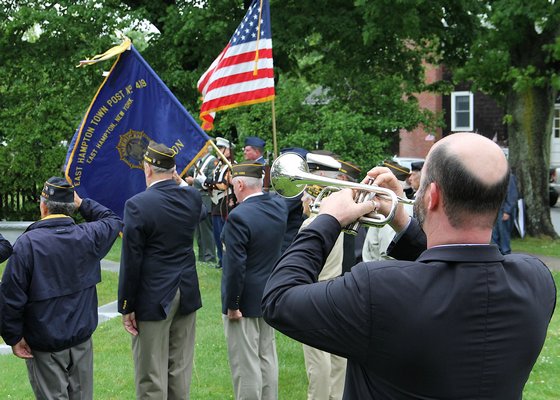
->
<box><xmin>398</xmin><ymin>65</ymin><xmax>506</xmax><ymax>158</ymax></box>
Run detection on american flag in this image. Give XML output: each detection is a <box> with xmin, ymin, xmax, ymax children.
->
<box><xmin>197</xmin><ymin>0</ymin><xmax>274</xmax><ymax>130</ymax></box>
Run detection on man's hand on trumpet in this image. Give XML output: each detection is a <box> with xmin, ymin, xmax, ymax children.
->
<box><xmin>364</xmin><ymin>166</ymin><xmax>411</xmax><ymax>233</ymax></box>
<box><xmin>318</xmin><ymin>188</ymin><xmax>377</xmax><ymax>227</ymax></box>
<box><xmin>318</xmin><ymin>165</ymin><xmax>413</xmax><ymax>231</ymax></box>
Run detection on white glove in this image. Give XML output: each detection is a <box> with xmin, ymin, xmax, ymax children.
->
<box><xmin>195</xmin><ymin>173</ymin><xmax>207</xmax><ymax>188</ymax></box>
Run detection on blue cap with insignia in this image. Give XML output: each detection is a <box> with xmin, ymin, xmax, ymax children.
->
<box><xmin>41</xmin><ymin>177</ymin><xmax>74</xmax><ymax>203</ymax></box>
<box><xmin>244</xmin><ymin>136</ymin><xmax>266</xmax><ymax>148</ymax></box>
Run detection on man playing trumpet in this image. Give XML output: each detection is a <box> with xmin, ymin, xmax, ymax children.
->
<box><xmin>262</xmin><ymin>132</ymin><xmax>556</xmax><ymax>399</ymax></box>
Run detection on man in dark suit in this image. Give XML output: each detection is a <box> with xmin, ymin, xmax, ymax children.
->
<box><xmin>185</xmin><ymin>144</ymin><xmax>217</xmax><ymax>263</ymax></box>
<box><xmin>1</xmin><ymin>177</ymin><xmax>122</xmax><ymax>399</ymax></box>
<box><xmin>221</xmin><ymin>161</ymin><xmax>287</xmax><ymax>400</ymax></box>
<box><xmin>262</xmin><ymin>132</ymin><xmax>556</xmax><ymax>399</ymax></box>
<box><xmin>492</xmin><ymin>172</ymin><xmax>519</xmax><ymax>254</ymax></box>
<box><xmin>119</xmin><ymin>142</ymin><xmax>204</xmax><ymax>399</ymax></box>
<box><xmin>0</xmin><ymin>233</ymin><xmax>11</xmax><ymax>262</ymax></box>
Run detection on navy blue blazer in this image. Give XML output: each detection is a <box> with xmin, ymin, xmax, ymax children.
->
<box><xmin>263</xmin><ymin>214</ymin><xmax>556</xmax><ymax>399</ymax></box>
<box><xmin>0</xmin><ymin>233</ymin><xmax>12</xmax><ymax>262</ymax></box>
<box><xmin>1</xmin><ymin>199</ymin><xmax>122</xmax><ymax>351</ymax></box>
<box><xmin>280</xmin><ymin>194</ymin><xmax>305</xmax><ymax>254</ymax></box>
<box><xmin>221</xmin><ymin>192</ymin><xmax>287</xmax><ymax>317</ymax></box>
<box><xmin>119</xmin><ymin>180</ymin><xmax>204</xmax><ymax>320</ymax></box>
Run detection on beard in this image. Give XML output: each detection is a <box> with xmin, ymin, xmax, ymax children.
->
<box><xmin>413</xmin><ymin>185</ymin><xmax>426</xmax><ymax>229</ymax></box>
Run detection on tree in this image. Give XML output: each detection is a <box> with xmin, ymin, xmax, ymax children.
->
<box><xmin>0</xmin><ymin>0</ymin><xmax>147</xmax><ymax>218</ymax></box>
<box><xmin>8</xmin><ymin>0</ymin><xmax>555</xmax><ymax>236</ymax></box>
<box><xmin>357</xmin><ymin>0</ymin><xmax>560</xmax><ymax>237</ymax></box>
<box><xmin>124</xmin><ymin>0</ymin><xmax>440</xmax><ymax>161</ymax></box>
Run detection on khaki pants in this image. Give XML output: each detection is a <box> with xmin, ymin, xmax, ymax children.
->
<box><xmin>223</xmin><ymin>315</ymin><xmax>278</xmax><ymax>400</ymax></box>
<box><xmin>303</xmin><ymin>344</ymin><xmax>347</xmax><ymax>400</ymax></box>
<box><xmin>26</xmin><ymin>338</ymin><xmax>93</xmax><ymax>400</ymax></box>
<box><xmin>132</xmin><ymin>291</ymin><xmax>197</xmax><ymax>400</ymax></box>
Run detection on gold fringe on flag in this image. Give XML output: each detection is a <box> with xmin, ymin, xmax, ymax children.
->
<box><xmin>77</xmin><ymin>37</ymin><xmax>132</xmax><ymax>67</ymax></box>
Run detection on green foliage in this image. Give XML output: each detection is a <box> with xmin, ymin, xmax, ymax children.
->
<box><xmin>0</xmin><ymin>0</ymin><xmax>147</xmax><ymax>218</ymax></box>
<box><xmin>0</xmin><ymin>0</ymin><xmax>445</xmax><ymax>214</ymax></box>
<box><xmin>10</xmin><ymin>0</ymin><xmax>559</xmax><ymax>225</ymax></box>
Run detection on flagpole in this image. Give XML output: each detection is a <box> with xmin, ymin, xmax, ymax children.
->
<box><xmin>209</xmin><ymin>140</ymin><xmax>233</xmax><ymax>170</ymax></box>
<box><xmin>271</xmin><ymin>99</ymin><xmax>278</xmax><ymax>159</ymax></box>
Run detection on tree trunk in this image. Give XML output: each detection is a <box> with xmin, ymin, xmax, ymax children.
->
<box><xmin>507</xmin><ymin>85</ymin><xmax>557</xmax><ymax>237</ymax></box>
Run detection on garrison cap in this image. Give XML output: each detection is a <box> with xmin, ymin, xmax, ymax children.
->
<box><xmin>144</xmin><ymin>142</ymin><xmax>176</xmax><ymax>169</ymax></box>
<box><xmin>41</xmin><ymin>177</ymin><xmax>74</xmax><ymax>203</ymax></box>
<box><xmin>311</xmin><ymin>149</ymin><xmax>339</xmax><ymax>157</ymax></box>
<box><xmin>306</xmin><ymin>152</ymin><xmax>341</xmax><ymax>173</ymax></box>
<box><xmin>382</xmin><ymin>159</ymin><xmax>411</xmax><ymax>181</ymax></box>
<box><xmin>231</xmin><ymin>161</ymin><xmax>264</xmax><ymax>179</ymax></box>
<box><xmin>411</xmin><ymin>161</ymin><xmax>424</xmax><ymax>172</ymax></box>
<box><xmin>244</xmin><ymin>136</ymin><xmax>266</xmax><ymax>148</ymax></box>
<box><xmin>280</xmin><ymin>147</ymin><xmax>308</xmax><ymax>159</ymax></box>
<box><xmin>338</xmin><ymin>159</ymin><xmax>361</xmax><ymax>181</ymax></box>
<box><xmin>216</xmin><ymin>137</ymin><xmax>233</xmax><ymax>149</ymax></box>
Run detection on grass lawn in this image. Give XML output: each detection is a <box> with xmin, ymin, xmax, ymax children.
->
<box><xmin>0</xmin><ymin>253</ymin><xmax>307</xmax><ymax>399</ymax></box>
<box><xmin>0</xmin><ymin>237</ymin><xmax>559</xmax><ymax>398</ymax></box>
<box><xmin>512</xmin><ymin>236</ymin><xmax>560</xmax><ymax>257</ymax></box>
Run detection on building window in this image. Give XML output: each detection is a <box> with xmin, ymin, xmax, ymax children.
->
<box><xmin>553</xmin><ymin>106</ymin><xmax>560</xmax><ymax>139</ymax></box>
<box><xmin>451</xmin><ymin>91</ymin><xmax>474</xmax><ymax>131</ymax></box>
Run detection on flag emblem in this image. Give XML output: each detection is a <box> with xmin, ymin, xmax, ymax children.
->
<box><xmin>117</xmin><ymin>129</ymin><xmax>151</xmax><ymax>169</ymax></box>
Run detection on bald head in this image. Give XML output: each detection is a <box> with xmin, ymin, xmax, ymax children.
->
<box><xmin>430</xmin><ymin>132</ymin><xmax>508</xmax><ymax>187</ymax></box>
<box><xmin>420</xmin><ymin>132</ymin><xmax>510</xmax><ymax>229</ymax></box>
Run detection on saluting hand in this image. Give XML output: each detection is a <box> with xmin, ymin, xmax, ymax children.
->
<box><xmin>74</xmin><ymin>191</ymin><xmax>83</xmax><ymax>209</ymax></box>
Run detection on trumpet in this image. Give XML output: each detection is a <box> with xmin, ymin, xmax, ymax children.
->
<box><xmin>270</xmin><ymin>152</ymin><xmax>414</xmax><ymax>233</ymax></box>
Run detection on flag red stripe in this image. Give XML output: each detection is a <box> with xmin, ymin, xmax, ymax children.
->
<box><xmin>201</xmin><ymin>87</ymin><xmax>275</xmax><ymax>113</ymax></box>
<box><xmin>198</xmin><ymin>47</ymin><xmax>273</xmax><ymax>94</ymax></box>
<box><xmin>217</xmin><ymin>47</ymin><xmax>273</xmax><ymax>69</ymax></box>
<box><xmin>205</xmin><ymin>68</ymin><xmax>275</xmax><ymax>94</ymax></box>
<box><xmin>197</xmin><ymin>46</ymin><xmax>229</xmax><ymax>93</ymax></box>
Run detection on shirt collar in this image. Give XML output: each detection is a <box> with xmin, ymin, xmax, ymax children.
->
<box><xmin>42</xmin><ymin>214</ymin><xmax>72</xmax><ymax>221</ymax></box>
<box><xmin>243</xmin><ymin>192</ymin><xmax>265</xmax><ymax>202</ymax></box>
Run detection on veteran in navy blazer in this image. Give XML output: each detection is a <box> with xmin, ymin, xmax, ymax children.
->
<box><xmin>1</xmin><ymin>177</ymin><xmax>122</xmax><ymax>399</ymax></box>
<box><xmin>0</xmin><ymin>233</ymin><xmax>12</xmax><ymax>262</ymax></box>
<box><xmin>263</xmin><ymin>133</ymin><xmax>556</xmax><ymax>400</ymax></box>
<box><xmin>221</xmin><ymin>161</ymin><xmax>287</xmax><ymax>400</ymax></box>
<box><xmin>119</xmin><ymin>142</ymin><xmax>204</xmax><ymax>399</ymax></box>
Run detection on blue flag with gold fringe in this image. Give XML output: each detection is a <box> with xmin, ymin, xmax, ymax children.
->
<box><xmin>65</xmin><ymin>39</ymin><xmax>211</xmax><ymax>217</ymax></box>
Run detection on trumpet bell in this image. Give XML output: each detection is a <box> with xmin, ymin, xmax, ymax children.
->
<box><xmin>270</xmin><ymin>152</ymin><xmax>311</xmax><ymax>198</ymax></box>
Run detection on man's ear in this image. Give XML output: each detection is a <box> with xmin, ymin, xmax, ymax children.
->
<box><xmin>235</xmin><ymin>178</ymin><xmax>244</xmax><ymax>191</ymax></box>
<box><xmin>144</xmin><ymin>162</ymin><xmax>152</xmax><ymax>178</ymax></box>
<box><xmin>427</xmin><ymin>182</ymin><xmax>439</xmax><ymax>210</ymax></box>
<box><xmin>39</xmin><ymin>201</ymin><xmax>48</xmax><ymax>218</ymax></box>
